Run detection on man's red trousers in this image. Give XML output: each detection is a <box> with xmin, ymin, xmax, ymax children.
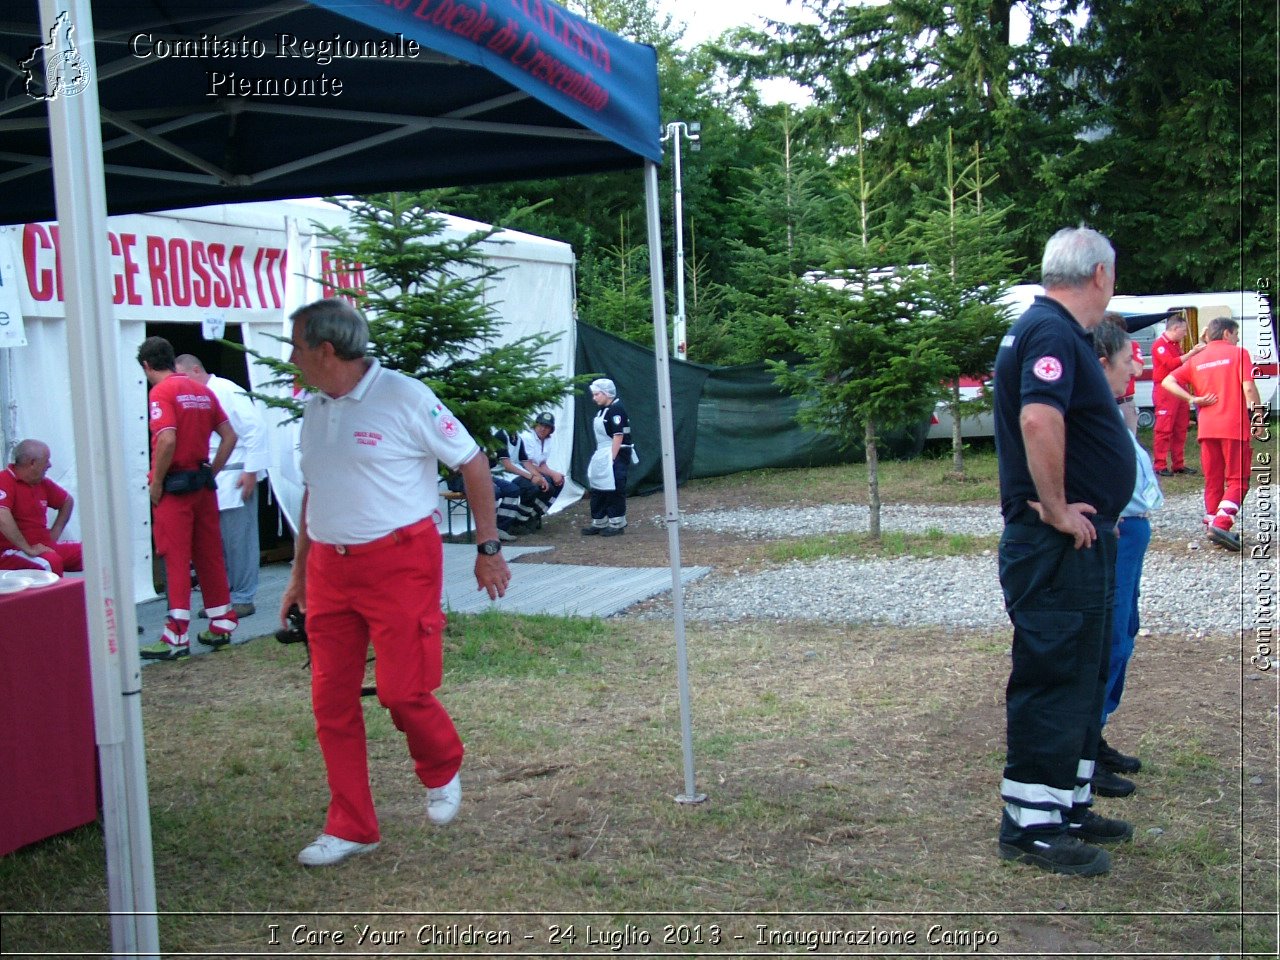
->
<box><xmin>306</xmin><ymin>521</ymin><xmax>463</xmax><ymax>844</ymax></box>
<box><xmin>1152</xmin><ymin>385</ymin><xmax>1190</xmax><ymax>471</ymax></box>
<box><xmin>1199</xmin><ymin>438</ymin><xmax>1251</xmax><ymax>531</ymax></box>
<box><xmin>153</xmin><ymin>488</ymin><xmax>232</xmax><ymax>637</ymax></box>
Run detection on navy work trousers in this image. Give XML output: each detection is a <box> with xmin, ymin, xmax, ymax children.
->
<box><xmin>998</xmin><ymin>515</ymin><xmax>1116</xmax><ymax>821</ymax></box>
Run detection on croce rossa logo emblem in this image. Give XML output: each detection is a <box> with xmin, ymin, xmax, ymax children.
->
<box><xmin>21</xmin><ymin>11</ymin><xmax>91</xmax><ymax>101</ymax></box>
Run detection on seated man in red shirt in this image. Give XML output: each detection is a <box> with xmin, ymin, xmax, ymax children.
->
<box><xmin>0</xmin><ymin>439</ymin><xmax>83</xmax><ymax>576</ymax></box>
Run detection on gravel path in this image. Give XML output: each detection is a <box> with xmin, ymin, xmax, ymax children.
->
<box><xmin>633</xmin><ymin>490</ymin><xmax>1276</xmax><ymax>635</ymax></box>
<box><xmin>676</xmin><ymin>492</ymin><xmax>1249</xmax><ymax>541</ymax></box>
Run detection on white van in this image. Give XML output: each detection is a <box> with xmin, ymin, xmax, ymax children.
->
<box><xmin>928</xmin><ymin>285</ymin><xmax>1278</xmax><ymax>439</ymax></box>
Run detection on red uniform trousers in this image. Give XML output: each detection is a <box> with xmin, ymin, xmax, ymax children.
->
<box><xmin>306</xmin><ymin>520</ymin><xmax>463</xmax><ymax>844</ymax></box>
<box><xmin>1199</xmin><ymin>438</ymin><xmax>1251</xmax><ymax>532</ymax></box>
<box><xmin>152</xmin><ymin>488</ymin><xmax>233</xmax><ymax>640</ymax></box>
<box><xmin>0</xmin><ymin>540</ymin><xmax>82</xmax><ymax>576</ymax></box>
<box><xmin>1152</xmin><ymin>384</ymin><xmax>1190</xmax><ymax>471</ymax></box>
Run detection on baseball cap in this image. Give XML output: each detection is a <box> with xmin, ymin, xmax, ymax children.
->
<box><xmin>534</xmin><ymin>412</ymin><xmax>555</xmax><ymax>428</ymax></box>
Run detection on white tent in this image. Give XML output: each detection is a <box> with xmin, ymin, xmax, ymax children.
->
<box><xmin>0</xmin><ymin>200</ymin><xmax>580</xmax><ymax>602</ymax></box>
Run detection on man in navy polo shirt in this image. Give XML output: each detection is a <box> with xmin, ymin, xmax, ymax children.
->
<box><xmin>993</xmin><ymin>226</ymin><xmax>1137</xmax><ymax>877</ymax></box>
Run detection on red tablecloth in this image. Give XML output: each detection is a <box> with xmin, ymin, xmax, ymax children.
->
<box><xmin>0</xmin><ymin>578</ymin><xmax>97</xmax><ymax>856</ymax></box>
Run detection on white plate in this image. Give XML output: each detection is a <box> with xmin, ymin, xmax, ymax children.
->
<box><xmin>0</xmin><ymin>579</ymin><xmax>28</xmax><ymax>594</ymax></box>
<box><xmin>1</xmin><ymin>569</ymin><xmax>59</xmax><ymax>587</ymax></box>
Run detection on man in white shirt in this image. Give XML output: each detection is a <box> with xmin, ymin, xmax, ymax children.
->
<box><xmin>175</xmin><ymin>355</ymin><xmax>269</xmax><ymax>617</ymax></box>
<box><xmin>279</xmin><ymin>298</ymin><xmax>509</xmax><ymax>868</ymax></box>
<box><xmin>519</xmin><ymin>411</ymin><xmax>564</xmax><ymax>521</ymax></box>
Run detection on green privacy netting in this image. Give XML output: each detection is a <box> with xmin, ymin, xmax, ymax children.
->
<box><xmin>572</xmin><ymin>322</ymin><xmax>928</xmax><ymax>495</ymax></box>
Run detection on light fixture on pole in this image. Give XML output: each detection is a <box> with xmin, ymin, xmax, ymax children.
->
<box><xmin>661</xmin><ymin>120</ymin><xmax>699</xmax><ymax>362</ymax></box>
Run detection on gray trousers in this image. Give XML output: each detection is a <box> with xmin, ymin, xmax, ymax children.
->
<box><xmin>219</xmin><ymin>485</ymin><xmax>259</xmax><ymax>604</ymax></box>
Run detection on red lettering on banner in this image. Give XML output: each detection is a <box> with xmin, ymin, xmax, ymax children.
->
<box><xmin>508</xmin><ymin>0</ymin><xmax>610</xmax><ymax>70</ymax></box>
<box><xmin>264</xmin><ymin>248</ymin><xmax>285</xmax><ymax>308</ymax></box>
<box><xmin>253</xmin><ymin>248</ymin><xmax>268</xmax><ymax>308</ymax></box>
<box><xmin>23</xmin><ymin>224</ymin><xmax>57</xmax><ymax>302</ymax></box>
<box><xmin>487</xmin><ymin>18</ymin><xmax>520</xmax><ymax>54</ymax></box>
<box><xmin>229</xmin><ymin>246</ymin><xmax>250</xmax><ymax>308</ymax></box>
<box><xmin>21</xmin><ymin>223</ymin><xmax>324</xmax><ymax>314</ymax></box>
<box><xmin>319</xmin><ymin>251</ymin><xmax>367</xmax><ymax>301</ymax></box>
<box><xmin>415</xmin><ymin>0</ymin><xmax>497</xmax><ymax>43</ymax></box>
<box><xmin>510</xmin><ymin>35</ymin><xmax>607</xmax><ymax>110</ymax></box>
<box><xmin>147</xmin><ymin>235</ymin><xmax>171</xmax><ymax>306</ymax></box>
<box><xmin>191</xmin><ymin>242</ymin><xmax>212</xmax><ymax>307</ymax></box>
<box><xmin>207</xmin><ymin>243</ymin><xmax>231</xmax><ymax>308</ymax></box>
<box><xmin>109</xmin><ymin>232</ymin><xmax>126</xmax><ymax>305</ymax></box>
<box><xmin>120</xmin><ymin>233</ymin><xmax>143</xmax><ymax>305</ymax></box>
<box><xmin>169</xmin><ymin>238</ymin><xmax>193</xmax><ymax>307</ymax></box>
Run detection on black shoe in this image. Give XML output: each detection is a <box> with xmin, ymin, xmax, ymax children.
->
<box><xmin>197</xmin><ymin>629</ymin><xmax>232</xmax><ymax>649</ymax></box>
<box><xmin>1207</xmin><ymin>526</ymin><xmax>1242</xmax><ymax>552</ymax></box>
<box><xmin>1156</xmin><ymin>468</ymin><xmax>1174</xmax><ymax>477</ymax></box>
<box><xmin>581</xmin><ymin>525</ymin><xmax>604</xmax><ymax>536</ymax></box>
<box><xmin>600</xmin><ymin>526</ymin><xmax>625</xmax><ymax>537</ymax></box>
<box><xmin>1174</xmin><ymin>466</ymin><xmax>1199</xmax><ymax>475</ymax></box>
<box><xmin>998</xmin><ymin>831</ymin><xmax>1110</xmax><ymax>876</ymax></box>
<box><xmin>1093</xmin><ymin>767</ymin><xmax>1136</xmax><ymax>798</ymax></box>
<box><xmin>1068</xmin><ymin>809</ymin><xmax>1133</xmax><ymax>844</ymax></box>
<box><xmin>1098</xmin><ymin>737</ymin><xmax>1141</xmax><ymax>774</ymax></box>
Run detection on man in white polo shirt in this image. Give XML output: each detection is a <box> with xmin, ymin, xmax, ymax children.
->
<box><xmin>279</xmin><ymin>297</ymin><xmax>509</xmax><ymax>868</ymax></box>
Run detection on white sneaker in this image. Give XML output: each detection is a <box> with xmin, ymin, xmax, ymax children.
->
<box><xmin>427</xmin><ymin>772</ymin><xmax>462</xmax><ymax>825</ymax></box>
<box><xmin>297</xmin><ymin>833</ymin><xmax>379</xmax><ymax>867</ymax></box>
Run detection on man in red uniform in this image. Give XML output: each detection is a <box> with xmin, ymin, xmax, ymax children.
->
<box><xmin>1150</xmin><ymin>311</ymin><xmax>1205</xmax><ymax>474</ymax></box>
<box><xmin>137</xmin><ymin>336</ymin><xmax>239</xmax><ymax>659</ymax></box>
<box><xmin>0</xmin><ymin>439</ymin><xmax>83</xmax><ymax>576</ymax></box>
<box><xmin>1162</xmin><ymin>317</ymin><xmax>1265</xmax><ymax>551</ymax></box>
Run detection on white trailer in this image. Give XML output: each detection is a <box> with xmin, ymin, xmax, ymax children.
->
<box><xmin>0</xmin><ymin>200</ymin><xmax>578</xmax><ymax>602</ymax></box>
<box><xmin>928</xmin><ymin>285</ymin><xmax>1277</xmax><ymax>439</ymax></box>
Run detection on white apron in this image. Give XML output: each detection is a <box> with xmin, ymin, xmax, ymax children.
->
<box><xmin>587</xmin><ymin>408</ymin><xmax>615</xmax><ymax>490</ymax></box>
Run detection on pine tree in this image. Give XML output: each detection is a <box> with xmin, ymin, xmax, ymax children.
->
<box><xmin>242</xmin><ymin>192</ymin><xmax>574</xmax><ymax>447</ymax></box>
<box><xmin>772</xmin><ymin>130</ymin><xmax>946</xmax><ymax>539</ymax></box>
<box><xmin>908</xmin><ymin>133</ymin><xmax>1020</xmax><ymax>475</ymax></box>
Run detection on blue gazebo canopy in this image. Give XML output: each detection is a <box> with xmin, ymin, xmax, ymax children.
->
<box><xmin>2</xmin><ymin>0</ymin><xmax>661</xmax><ymax>221</ymax></box>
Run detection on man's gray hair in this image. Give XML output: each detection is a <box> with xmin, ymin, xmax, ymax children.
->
<box><xmin>290</xmin><ymin>298</ymin><xmax>369</xmax><ymax>360</ymax></box>
<box><xmin>1041</xmin><ymin>226</ymin><xmax>1115</xmax><ymax>289</ymax></box>
<box><xmin>1206</xmin><ymin>316</ymin><xmax>1239</xmax><ymax>341</ymax></box>
<box><xmin>11</xmin><ymin>439</ymin><xmax>48</xmax><ymax>466</ymax></box>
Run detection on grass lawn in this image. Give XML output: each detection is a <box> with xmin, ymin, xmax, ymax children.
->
<box><xmin>1</xmin><ymin>606</ymin><xmax>1274</xmax><ymax>956</ymax></box>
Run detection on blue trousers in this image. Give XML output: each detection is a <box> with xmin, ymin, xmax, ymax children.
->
<box><xmin>1103</xmin><ymin>516</ymin><xmax>1150</xmax><ymax>725</ymax></box>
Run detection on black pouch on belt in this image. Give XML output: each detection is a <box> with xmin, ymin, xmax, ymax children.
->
<box><xmin>163</xmin><ymin>463</ymin><xmax>215</xmax><ymax>493</ymax></box>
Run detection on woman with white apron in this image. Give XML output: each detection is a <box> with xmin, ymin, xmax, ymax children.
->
<box><xmin>581</xmin><ymin>378</ymin><xmax>634</xmax><ymax>537</ymax></box>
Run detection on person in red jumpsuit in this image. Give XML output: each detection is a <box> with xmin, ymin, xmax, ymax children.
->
<box><xmin>1150</xmin><ymin>311</ymin><xmax>1205</xmax><ymax>474</ymax></box>
<box><xmin>0</xmin><ymin>439</ymin><xmax>83</xmax><ymax>576</ymax></box>
<box><xmin>137</xmin><ymin>336</ymin><xmax>238</xmax><ymax>659</ymax></box>
<box><xmin>1163</xmin><ymin>316</ymin><xmax>1265</xmax><ymax>552</ymax></box>
<box><xmin>279</xmin><ymin>298</ymin><xmax>510</xmax><ymax>869</ymax></box>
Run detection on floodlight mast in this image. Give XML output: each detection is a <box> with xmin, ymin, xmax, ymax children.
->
<box><xmin>661</xmin><ymin>121</ymin><xmax>700</xmax><ymax>362</ymax></box>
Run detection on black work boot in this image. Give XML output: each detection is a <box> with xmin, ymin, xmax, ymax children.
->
<box><xmin>998</xmin><ymin>814</ymin><xmax>1110</xmax><ymax>877</ymax></box>
<box><xmin>1097</xmin><ymin>737</ymin><xmax>1141</xmax><ymax>774</ymax></box>
<box><xmin>1093</xmin><ymin>767</ymin><xmax>1136</xmax><ymax>798</ymax></box>
<box><xmin>1067</xmin><ymin>808</ymin><xmax>1133</xmax><ymax>844</ymax></box>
